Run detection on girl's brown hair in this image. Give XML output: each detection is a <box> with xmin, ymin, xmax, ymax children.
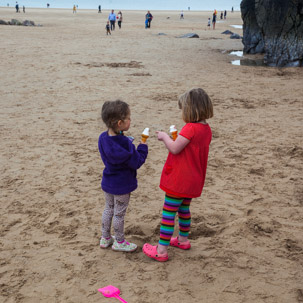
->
<box><xmin>101</xmin><ymin>100</ymin><xmax>130</xmax><ymax>132</ymax></box>
<box><xmin>178</xmin><ymin>88</ymin><xmax>213</xmax><ymax>123</ymax></box>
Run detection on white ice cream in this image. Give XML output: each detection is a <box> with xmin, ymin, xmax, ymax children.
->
<box><xmin>142</xmin><ymin>128</ymin><xmax>149</xmax><ymax>136</ymax></box>
<box><xmin>169</xmin><ymin>125</ymin><xmax>177</xmax><ymax>132</ymax></box>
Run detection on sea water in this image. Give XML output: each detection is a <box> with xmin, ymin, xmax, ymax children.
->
<box><xmin>231</xmin><ymin>58</ymin><xmax>267</xmax><ymax>66</ymax></box>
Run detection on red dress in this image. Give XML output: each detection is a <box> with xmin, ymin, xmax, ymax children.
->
<box><xmin>159</xmin><ymin>123</ymin><xmax>212</xmax><ymax>198</ymax></box>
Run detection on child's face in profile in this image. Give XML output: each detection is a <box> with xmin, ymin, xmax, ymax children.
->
<box><xmin>119</xmin><ymin>113</ymin><xmax>131</xmax><ymax>132</ymax></box>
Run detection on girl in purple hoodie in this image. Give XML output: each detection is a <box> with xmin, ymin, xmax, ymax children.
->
<box><xmin>98</xmin><ymin>100</ymin><xmax>148</xmax><ymax>252</ymax></box>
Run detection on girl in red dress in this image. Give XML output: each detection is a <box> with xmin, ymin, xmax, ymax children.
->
<box><xmin>143</xmin><ymin>88</ymin><xmax>213</xmax><ymax>262</ymax></box>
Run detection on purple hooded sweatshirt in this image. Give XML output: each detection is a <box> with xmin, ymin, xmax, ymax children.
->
<box><xmin>98</xmin><ymin>131</ymin><xmax>148</xmax><ymax>195</ymax></box>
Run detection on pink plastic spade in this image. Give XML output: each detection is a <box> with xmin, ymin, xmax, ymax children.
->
<box><xmin>98</xmin><ymin>285</ymin><xmax>128</xmax><ymax>303</ymax></box>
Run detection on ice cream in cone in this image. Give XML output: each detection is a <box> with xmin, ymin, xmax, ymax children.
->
<box><xmin>170</xmin><ymin>125</ymin><xmax>178</xmax><ymax>141</ymax></box>
<box><xmin>141</xmin><ymin>128</ymin><xmax>149</xmax><ymax>143</ymax></box>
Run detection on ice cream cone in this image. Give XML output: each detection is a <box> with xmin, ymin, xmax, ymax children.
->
<box><xmin>141</xmin><ymin>134</ymin><xmax>149</xmax><ymax>143</ymax></box>
<box><xmin>141</xmin><ymin>128</ymin><xmax>149</xmax><ymax>143</ymax></box>
<box><xmin>171</xmin><ymin>131</ymin><xmax>178</xmax><ymax>141</ymax></box>
<box><xmin>169</xmin><ymin>125</ymin><xmax>178</xmax><ymax>141</ymax></box>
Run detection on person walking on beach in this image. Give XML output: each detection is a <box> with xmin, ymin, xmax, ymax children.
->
<box><xmin>117</xmin><ymin>11</ymin><xmax>122</xmax><ymax>29</ymax></box>
<box><xmin>23</xmin><ymin>5</ymin><xmax>25</xmax><ymax>13</ymax></box>
<box><xmin>145</xmin><ymin>11</ymin><xmax>153</xmax><ymax>28</ymax></box>
<box><xmin>98</xmin><ymin>100</ymin><xmax>148</xmax><ymax>252</ymax></box>
<box><xmin>73</xmin><ymin>5</ymin><xmax>76</xmax><ymax>13</ymax></box>
<box><xmin>105</xmin><ymin>21</ymin><xmax>111</xmax><ymax>35</ymax></box>
<box><xmin>224</xmin><ymin>10</ymin><xmax>227</xmax><ymax>19</ymax></box>
<box><xmin>15</xmin><ymin>2</ymin><xmax>19</xmax><ymax>13</ymax></box>
<box><xmin>98</xmin><ymin>5</ymin><xmax>101</xmax><ymax>13</ymax></box>
<box><xmin>180</xmin><ymin>10</ymin><xmax>184</xmax><ymax>19</ymax></box>
<box><xmin>212</xmin><ymin>10</ymin><xmax>217</xmax><ymax>30</ymax></box>
<box><xmin>207</xmin><ymin>17</ymin><xmax>211</xmax><ymax>29</ymax></box>
<box><xmin>108</xmin><ymin>9</ymin><xmax>116</xmax><ymax>31</ymax></box>
<box><xmin>142</xmin><ymin>88</ymin><xmax>213</xmax><ymax>262</ymax></box>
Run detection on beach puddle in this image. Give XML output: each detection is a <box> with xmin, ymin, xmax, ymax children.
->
<box><xmin>229</xmin><ymin>51</ymin><xmax>268</xmax><ymax>66</ymax></box>
<box><xmin>230</xmin><ymin>51</ymin><xmax>243</xmax><ymax>57</ymax></box>
<box><xmin>231</xmin><ymin>58</ymin><xmax>267</xmax><ymax>66</ymax></box>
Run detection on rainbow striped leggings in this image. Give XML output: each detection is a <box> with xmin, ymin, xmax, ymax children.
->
<box><xmin>159</xmin><ymin>194</ymin><xmax>192</xmax><ymax>246</ymax></box>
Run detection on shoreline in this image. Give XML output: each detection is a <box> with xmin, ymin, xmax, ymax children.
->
<box><xmin>0</xmin><ymin>6</ymin><xmax>241</xmax><ymax>13</ymax></box>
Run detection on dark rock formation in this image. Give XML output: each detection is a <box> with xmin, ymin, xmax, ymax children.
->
<box><xmin>230</xmin><ymin>33</ymin><xmax>242</xmax><ymax>39</ymax></box>
<box><xmin>22</xmin><ymin>20</ymin><xmax>35</xmax><ymax>26</ymax></box>
<box><xmin>0</xmin><ymin>19</ymin><xmax>37</xmax><ymax>26</ymax></box>
<box><xmin>178</xmin><ymin>33</ymin><xmax>199</xmax><ymax>38</ymax></box>
<box><xmin>222</xmin><ymin>30</ymin><xmax>234</xmax><ymax>35</ymax></box>
<box><xmin>9</xmin><ymin>19</ymin><xmax>22</xmax><ymax>25</ymax></box>
<box><xmin>241</xmin><ymin>0</ymin><xmax>303</xmax><ymax>67</ymax></box>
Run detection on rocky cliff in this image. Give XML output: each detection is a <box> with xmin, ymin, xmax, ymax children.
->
<box><xmin>241</xmin><ymin>0</ymin><xmax>303</xmax><ymax>67</ymax></box>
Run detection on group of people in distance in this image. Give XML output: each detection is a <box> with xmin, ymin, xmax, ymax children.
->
<box><xmin>15</xmin><ymin>2</ymin><xmax>25</xmax><ymax>13</ymax></box>
<box><xmin>105</xmin><ymin>9</ymin><xmax>123</xmax><ymax>35</ymax></box>
<box><xmin>104</xmin><ymin>8</ymin><xmax>230</xmax><ymax>35</ymax></box>
<box><xmin>145</xmin><ymin>10</ymin><xmax>153</xmax><ymax>28</ymax></box>
<box><xmin>208</xmin><ymin>9</ymin><xmax>227</xmax><ymax>30</ymax></box>
<box><xmin>105</xmin><ymin>10</ymin><xmax>153</xmax><ymax>35</ymax></box>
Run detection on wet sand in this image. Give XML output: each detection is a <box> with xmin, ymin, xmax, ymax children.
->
<box><xmin>0</xmin><ymin>7</ymin><xmax>302</xmax><ymax>303</ymax></box>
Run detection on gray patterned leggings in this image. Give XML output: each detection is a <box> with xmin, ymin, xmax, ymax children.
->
<box><xmin>101</xmin><ymin>192</ymin><xmax>130</xmax><ymax>242</ymax></box>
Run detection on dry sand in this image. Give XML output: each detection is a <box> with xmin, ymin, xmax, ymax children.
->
<box><xmin>0</xmin><ymin>7</ymin><xmax>302</xmax><ymax>303</ymax></box>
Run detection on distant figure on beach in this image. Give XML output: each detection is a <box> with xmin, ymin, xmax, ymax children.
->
<box><xmin>212</xmin><ymin>11</ymin><xmax>217</xmax><ymax>29</ymax></box>
<box><xmin>180</xmin><ymin>10</ymin><xmax>184</xmax><ymax>19</ymax></box>
<box><xmin>98</xmin><ymin>5</ymin><xmax>101</xmax><ymax>13</ymax></box>
<box><xmin>7</xmin><ymin>3</ymin><xmax>9</xmax><ymax>7</ymax></box>
<box><xmin>47</xmin><ymin>3</ymin><xmax>50</xmax><ymax>8</ymax></box>
<box><xmin>117</xmin><ymin>11</ymin><xmax>123</xmax><ymax>29</ymax></box>
<box><xmin>73</xmin><ymin>5</ymin><xmax>76</xmax><ymax>13</ymax></box>
<box><xmin>15</xmin><ymin>2</ymin><xmax>19</xmax><ymax>13</ymax></box>
<box><xmin>108</xmin><ymin>10</ymin><xmax>116</xmax><ymax>31</ymax></box>
<box><xmin>142</xmin><ymin>88</ymin><xmax>213</xmax><ymax>262</ymax></box>
<box><xmin>232</xmin><ymin>6</ymin><xmax>234</xmax><ymax>12</ymax></box>
<box><xmin>145</xmin><ymin>11</ymin><xmax>153</xmax><ymax>28</ymax></box>
<box><xmin>23</xmin><ymin>5</ymin><xmax>25</xmax><ymax>13</ymax></box>
<box><xmin>220</xmin><ymin>12</ymin><xmax>223</xmax><ymax>19</ymax></box>
<box><xmin>207</xmin><ymin>17</ymin><xmax>211</xmax><ymax>29</ymax></box>
<box><xmin>105</xmin><ymin>21</ymin><xmax>111</xmax><ymax>35</ymax></box>
<box><xmin>224</xmin><ymin>10</ymin><xmax>227</xmax><ymax>19</ymax></box>
<box><xmin>98</xmin><ymin>100</ymin><xmax>148</xmax><ymax>252</ymax></box>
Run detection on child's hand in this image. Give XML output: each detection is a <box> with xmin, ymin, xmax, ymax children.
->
<box><xmin>156</xmin><ymin>131</ymin><xmax>169</xmax><ymax>141</ymax></box>
<box><xmin>140</xmin><ymin>140</ymin><xmax>147</xmax><ymax>145</ymax></box>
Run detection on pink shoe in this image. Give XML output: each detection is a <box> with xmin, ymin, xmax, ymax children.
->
<box><xmin>170</xmin><ymin>237</ymin><xmax>191</xmax><ymax>250</ymax></box>
<box><xmin>142</xmin><ymin>243</ymin><xmax>168</xmax><ymax>262</ymax></box>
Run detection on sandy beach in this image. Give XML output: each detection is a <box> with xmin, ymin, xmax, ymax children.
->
<box><xmin>0</xmin><ymin>7</ymin><xmax>302</xmax><ymax>303</ymax></box>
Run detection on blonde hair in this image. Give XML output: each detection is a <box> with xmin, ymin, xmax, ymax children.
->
<box><xmin>178</xmin><ymin>88</ymin><xmax>213</xmax><ymax>123</ymax></box>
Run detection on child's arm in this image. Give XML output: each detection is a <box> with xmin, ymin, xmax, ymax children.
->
<box><xmin>126</xmin><ymin>143</ymin><xmax>148</xmax><ymax>170</ymax></box>
<box><xmin>156</xmin><ymin>131</ymin><xmax>190</xmax><ymax>155</ymax></box>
